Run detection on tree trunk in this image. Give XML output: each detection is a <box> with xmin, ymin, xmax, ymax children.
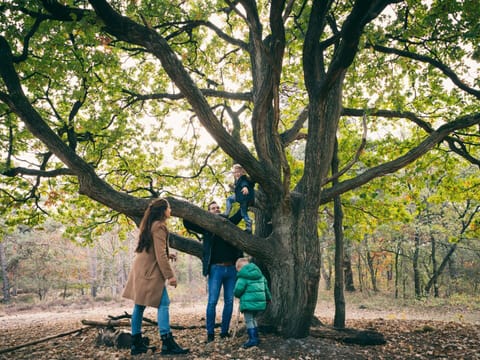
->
<box><xmin>321</xmin><ymin>259</ymin><xmax>332</xmax><ymax>291</ymax></box>
<box><xmin>0</xmin><ymin>241</ymin><xmax>10</xmax><ymax>302</ymax></box>
<box><xmin>425</xmin><ymin>242</ymin><xmax>458</xmax><ymax>294</ymax></box>
<box><xmin>262</xmin><ymin>205</ymin><xmax>321</xmax><ymax>338</ymax></box>
<box><xmin>364</xmin><ymin>236</ymin><xmax>378</xmax><ymax>292</ymax></box>
<box><xmin>89</xmin><ymin>246</ymin><xmax>98</xmax><ymax>298</ymax></box>
<box><xmin>344</xmin><ymin>253</ymin><xmax>355</xmax><ymax>292</ymax></box>
<box><xmin>332</xmin><ymin>139</ymin><xmax>345</xmax><ymax>329</ymax></box>
<box><xmin>394</xmin><ymin>244</ymin><xmax>401</xmax><ymax>299</ymax></box>
<box><xmin>413</xmin><ymin>230</ymin><xmax>421</xmax><ymax>298</ymax></box>
<box><xmin>430</xmin><ymin>233</ymin><xmax>439</xmax><ymax>297</ymax></box>
<box><xmin>356</xmin><ymin>247</ymin><xmax>364</xmax><ymax>292</ymax></box>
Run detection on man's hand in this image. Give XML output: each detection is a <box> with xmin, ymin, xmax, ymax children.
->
<box><xmin>241</xmin><ymin>186</ymin><xmax>249</xmax><ymax>195</ymax></box>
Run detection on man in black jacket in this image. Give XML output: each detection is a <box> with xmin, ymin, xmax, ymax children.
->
<box><xmin>183</xmin><ymin>201</ymin><xmax>243</xmax><ymax>343</ymax></box>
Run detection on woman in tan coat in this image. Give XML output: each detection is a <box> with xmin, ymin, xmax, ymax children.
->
<box><xmin>123</xmin><ymin>198</ymin><xmax>189</xmax><ymax>356</ymax></box>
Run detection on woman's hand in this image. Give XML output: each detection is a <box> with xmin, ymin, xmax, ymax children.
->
<box><xmin>168</xmin><ymin>277</ymin><xmax>178</xmax><ymax>288</ymax></box>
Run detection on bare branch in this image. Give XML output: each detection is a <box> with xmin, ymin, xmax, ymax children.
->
<box><xmin>368</xmin><ymin>43</ymin><xmax>480</xmax><ymax>99</ymax></box>
<box><xmin>2</xmin><ymin>167</ymin><xmax>75</xmax><ymax>177</ymax></box>
<box><xmin>343</xmin><ymin>107</ymin><xmax>480</xmax><ymax>166</ymax></box>
<box><xmin>321</xmin><ymin>112</ymin><xmax>480</xmax><ymax>203</ymax></box>
<box><xmin>322</xmin><ymin>113</ymin><xmax>367</xmax><ymax>185</ymax></box>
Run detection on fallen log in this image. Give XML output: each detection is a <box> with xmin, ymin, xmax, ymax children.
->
<box><xmin>81</xmin><ymin>319</ymin><xmax>132</xmax><ymax>327</ymax></box>
<box><xmin>104</xmin><ymin>313</ymin><xmax>206</xmax><ymax>330</ymax></box>
<box><xmin>310</xmin><ymin>326</ymin><xmax>387</xmax><ymax>346</ymax></box>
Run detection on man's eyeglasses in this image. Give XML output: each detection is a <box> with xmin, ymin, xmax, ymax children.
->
<box><xmin>210</xmin><ymin>206</ymin><xmax>220</xmax><ymax>210</ymax></box>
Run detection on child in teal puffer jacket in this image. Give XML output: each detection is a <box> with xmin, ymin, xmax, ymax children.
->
<box><xmin>234</xmin><ymin>257</ymin><xmax>271</xmax><ymax>348</ymax></box>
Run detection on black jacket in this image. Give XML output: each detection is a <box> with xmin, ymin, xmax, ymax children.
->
<box><xmin>234</xmin><ymin>175</ymin><xmax>255</xmax><ymax>205</ymax></box>
<box><xmin>183</xmin><ymin>210</ymin><xmax>243</xmax><ymax>276</ymax></box>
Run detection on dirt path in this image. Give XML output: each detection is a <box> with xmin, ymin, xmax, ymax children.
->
<box><xmin>2</xmin><ymin>298</ymin><xmax>478</xmax><ymax>328</ymax></box>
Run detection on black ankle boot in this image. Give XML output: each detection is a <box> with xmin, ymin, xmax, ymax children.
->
<box><xmin>161</xmin><ymin>332</ymin><xmax>189</xmax><ymax>355</ymax></box>
<box><xmin>131</xmin><ymin>333</ymin><xmax>148</xmax><ymax>355</ymax></box>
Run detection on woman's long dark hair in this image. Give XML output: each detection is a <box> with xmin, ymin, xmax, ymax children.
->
<box><xmin>135</xmin><ymin>198</ymin><xmax>169</xmax><ymax>253</ymax></box>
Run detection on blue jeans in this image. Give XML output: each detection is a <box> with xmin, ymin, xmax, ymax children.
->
<box><xmin>239</xmin><ymin>201</ymin><xmax>252</xmax><ymax>229</ymax></box>
<box><xmin>224</xmin><ymin>194</ymin><xmax>236</xmax><ymax>216</ymax></box>
<box><xmin>244</xmin><ymin>311</ymin><xmax>258</xmax><ymax>329</ymax></box>
<box><xmin>206</xmin><ymin>264</ymin><xmax>236</xmax><ymax>335</ymax></box>
<box><xmin>131</xmin><ymin>288</ymin><xmax>171</xmax><ymax>336</ymax></box>
<box><xmin>225</xmin><ymin>196</ymin><xmax>252</xmax><ymax>229</ymax></box>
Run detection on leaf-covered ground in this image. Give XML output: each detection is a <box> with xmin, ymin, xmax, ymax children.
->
<box><xmin>1</xmin><ymin>300</ymin><xmax>479</xmax><ymax>359</ymax></box>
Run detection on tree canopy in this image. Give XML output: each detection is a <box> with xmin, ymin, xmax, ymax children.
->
<box><xmin>1</xmin><ymin>0</ymin><xmax>479</xmax><ymax>338</ymax></box>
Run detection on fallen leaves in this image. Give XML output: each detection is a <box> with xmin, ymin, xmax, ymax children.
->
<box><xmin>1</xmin><ymin>305</ymin><xmax>479</xmax><ymax>359</ymax></box>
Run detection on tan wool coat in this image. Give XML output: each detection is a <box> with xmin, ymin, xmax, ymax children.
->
<box><xmin>122</xmin><ymin>221</ymin><xmax>175</xmax><ymax>307</ymax></box>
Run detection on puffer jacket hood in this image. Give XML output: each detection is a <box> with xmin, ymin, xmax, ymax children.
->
<box><xmin>237</xmin><ymin>263</ymin><xmax>263</xmax><ymax>280</ymax></box>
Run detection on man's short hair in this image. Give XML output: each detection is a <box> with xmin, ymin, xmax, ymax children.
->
<box><xmin>207</xmin><ymin>201</ymin><xmax>218</xmax><ymax>210</ymax></box>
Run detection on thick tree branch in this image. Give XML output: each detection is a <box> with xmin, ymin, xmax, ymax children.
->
<box><xmin>122</xmin><ymin>89</ymin><xmax>252</xmax><ymax>103</ymax></box>
<box><xmin>320</xmin><ymin>112</ymin><xmax>480</xmax><ymax>203</ymax></box>
<box><xmin>280</xmin><ymin>108</ymin><xmax>308</xmax><ymax>145</ymax></box>
<box><xmin>320</xmin><ymin>0</ymin><xmax>393</xmax><ymax>96</ymax></box>
<box><xmin>168</xmin><ymin>197</ymin><xmax>274</xmax><ymax>261</ymax></box>
<box><xmin>343</xmin><ymin>107</ymin><xmax>480</xmax><ymax>166</ymax></box>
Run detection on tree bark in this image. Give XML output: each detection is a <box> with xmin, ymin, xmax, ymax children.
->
<box><xmin>262</xmin><ymin>202</ymin><xmax>321</xmax><ymax>338</ymax></box>
<box><xmin>333</xmin><ymin>139</ymin><xmax>346</xmax><ymax>329</ymax></box>
<box><xmin>394</xmin><ymin>244</ymin><xmax>401</xmax><ymax>299</ymax></box>
<box><xmin>321</xmin><ymin>259</ymin><xmax>332</xmax><ymax>291</ymax></box>
<box><xmin>430</xmin><ymin>233</ymin><xmax>439</xmax><ymax>297</ymax></box>
<box><xmin>425</xmin><ymin>242</ymin><xmax>458</xmax><ymax>295</ymax></box>
<box><xmin>413</xmin><ymin>230</ymin><xmax>422</xmax><ymax>298</ymax></box>
<box><xmin>344</xmin><ymin>253</ymin><xmax>356</xmax><ymax>292</ymax></box>
<box><xmin>0</xmin><ymin>241</ymin><xmax>10</xmax><ymax>302</ymax></box>
<box><xmin>364</xmin><ymin>236</ymin><xmax>378</xmax><ymax>292</ymax></box>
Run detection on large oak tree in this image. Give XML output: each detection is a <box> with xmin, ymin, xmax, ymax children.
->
<box><xmin>1</xmin><ymin>0</ymin><xmax>479</xmax><ymax>337</ymax></box>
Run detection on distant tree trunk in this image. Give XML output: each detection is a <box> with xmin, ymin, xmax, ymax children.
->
<box><xmin>394</xmin><ymin>243</ymin><xmax>401</xmax><ymax>299</ymax></box>
<box><xmin>332</xmin><ymin>139</ymin><xmax>345</xmax><ymax>329</ymax></box>
<box><xmin>447</xmin><ymin>256</ymin><xmax>459</xmax><ymax>294</ymax></box>
<box><xmin>188</xmin><ymin>255</ymin><xmax>193</xmax><ymax>285</ymax></box>
<box><xmin>11</xmin><ymin>263</ymin><xmax>18</xmax><ymax>296</ymax></box>
<box><xmin>89</xmin><ymin>246</ymin><xmax>98</xmax><ymax>298</ymax></box>
<box><xmin>425</xmin><ymin>243</ymin><xmax>458</xmax><ymax>295</ymax></box>
<box><xmin>430</xmin><ymin>233</ymin><xmax>439</xmax><ymax>297</ymax></box>
<box><xmin>413</xmin><ymin>230</ymin><xmax>421</xmax><ymax>298</ymax></box>
<box><xmin>366</xmin><ymin>252</ymin><xmax>377</xmax><ymax>292</ymax></box>
<box><xmin>356</xmin><ymin>246</ymin><xmax>364</xmax><ymax>292</ymax></box>
<box><xmin>321</xmin><ymin>252</ymin><xmax>332</xmax><ymax>291</ymax></box>
<box><xmin>364</xmin><ymin>236</ymin><xmax>378</xmax><ymax>292</ymax></box>
<box><xmin>344</xmin><ymin>253</ymin><xmax>355</xmax><ymax>292</ymax></box>
<box><xmin>0</xmin><ymin>241</ymin><xmax>10</xmax><ymax>302</ymax></box>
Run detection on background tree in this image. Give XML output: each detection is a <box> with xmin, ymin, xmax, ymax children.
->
<box><xmin>1</xmin><ymin>0</ymin><xmax>479</xmax><ymax>338</ymax></box>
